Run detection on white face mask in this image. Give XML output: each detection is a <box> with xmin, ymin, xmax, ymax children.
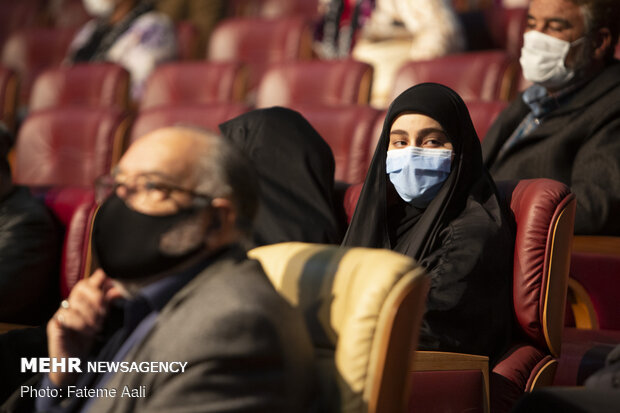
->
<box><xmin>82</xmin><ymin>0</ymin><xmax>115</xmax><ymax>18</ymax></box>
<box><xmin>519</xmin><ymin>30</ymin><xmax>585</xmax><ymax>89</ymax></box>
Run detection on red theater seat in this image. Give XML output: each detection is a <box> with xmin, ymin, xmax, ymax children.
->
<box><xmin>615</xmin><ymin>41</ymin><xmax>620</xmax><ymax>59</ymax></box>
<box><xmin>483</xmin><ymin>7</ymin><xmax>528</xmax><ymax>56</ymax></box>
<box><xmin>29</xmin><ymin>63</ymin><xmax>130</xmax><ymax>111</ymax></box>
<box><xmin>140</xmin><ymin>62</ymin><xmax>246</xmax><ymax>109</ymax></box>
<box><xmin>0</xmin><ymin>66</ymin><xmax>18</xmax><ymax>130</ymax></box>
<box><xmin>42</xmin><ymin>187</ymin><xmax>97</xmax><ymax>297</ymax></box>
<box><xmin>391</xmin><ymin>50</ymin><xmax>520</xmax><ymax>103</ymax></box>
<box><xmin>293</xmin><ymin>104</ymin><xmax>382</xmax><ymax>184</ymax></box>
<box><xmin>130</xmin><ymin>103</ymin><xmax>250</xmax><ymax>144</ymax></box>
<box><xmin>256</xmin><ymin>60</ymin><xmax>373</xmax><ymax>107</ymax></box>
<box><xmin>466</xmin><ymin>100</ymin><xmax>509</xmax><ymax>141</ymax></box>
<box><xmin>207</xmin><ymin>16</ymin><xmax>313</xmax><ymax>96</ymax></box>
<box><xmin>1</xmin><ymin>28</ymin><xmax>76</xmax><ymax>105</ymax></box>
<box><xmin>14</xmin><ymin>108</ymin><xmax>131</xmax><ymax>187</ymax></box>
<box><xmin>0</xmin><ymin>0</ymin><xmax>44</xmax><ymax>47</ymax></box>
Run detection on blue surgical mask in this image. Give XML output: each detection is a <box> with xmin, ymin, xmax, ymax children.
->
<box><xmin>386</xmin><ymin>147</ymin><xmax>452</xmax><ymax>208</ymax></box>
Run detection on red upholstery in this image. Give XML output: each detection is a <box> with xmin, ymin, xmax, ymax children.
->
<box><xmin>0</xmin><ymin>0</ymin><xmax>44</xmax><ymax>46</ymax></box>
<box><xmin>207</xmin><ymin>16</ymin><xmax>313</xmax><ymax>94</ymax></box>
<box><xmin>29</xmin><ymin>63</ymin><xmax>130</xmax><ymax>111</ymax></box>
<box><xmin>14</xmin><ymin>108</ymin><xmax>130</xmax><ymax>187</ymax></box>
<box><xmin>391</xmin><ymin>50</ymin><xmax>520</xmax><ymax>102</ymax></box>
<box><xmin>465</xmin><ymin>100</ymin><xmax>508</xmax><ymax>141</ymax></box>
<box><xmin>256</xmin><ymin>60</ymin><xmax>373</xmax><ymax>107</ymax></box>
<box><xmin>292</xmin><ymin>104</ymin><xmax>382</xmax><ymax>184</ymax></box>
<box><xmin>42</xmin><ymin>187</ymin><xmax>96</xmax><ymax>298</ymax></box>
<box><xmin>48</xmin><ymin>0</ymin><xmax>90</xmax><ymax>29</ymax></box>
<box><xmin>228</xmin><ymin>0</ymin><xmax>319</xmax><ymax>18</ymax></box>
<box><xmin>615</xmin><ymin>41</ymin><xmax>620</xmax><ymax>59</ymax></box>
<box><xmin>344</xmin><ymin>182</ymin><xmax>363</xmax><ymax>223</ymax></box>
<box><xmin>409</xmin><ymin>370</ymin><xmax>486</xmax><ymax>413</ymax></box>
<box><xmin>0</xmin><ymin>65</ymin><xmax>18</xmax><ymax>130</ymax></box>
<box><xmin>483</xmin><ymin>7</ymin><xmax>528</xmax><ymax>56</ymax></box>
<box><xmin>569</xmin><ymin>252</ymin><xmax>620</xmax><ymax>330</ymax></box>
<box><xmin>130</xmin><ymin>103</ymin><xmax>250</xmax><ymax>144</ymax></box>
<box><xmin>176</xmin><ymin>20</ymin><xmax>201</xmax><ymax>60</ymax></box>
<box><xmin>1</xmin><ymin>28</ymin><xmax>76</xmax><ymax>105</ymax></box>
<box><xmin>140</xmin><ymin>62</ymin><xmax>246</xmax><ymax>109</ymax></box>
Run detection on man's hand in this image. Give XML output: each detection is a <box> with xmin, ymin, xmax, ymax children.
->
<box><xmin>47</xmin><ymin>269</ymin><xmax>123</xmax><ymax>386</ymax></box>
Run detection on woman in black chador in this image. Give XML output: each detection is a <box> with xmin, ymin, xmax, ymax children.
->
<box><xmin>220</xmin><ymin>107</ymin><xmax>343</xmax><ymax>246</ymax></box>
<box><xmin>343</xmin><ymin>83</ymin><xmax>514</xmax><ymax>363</ymax></box>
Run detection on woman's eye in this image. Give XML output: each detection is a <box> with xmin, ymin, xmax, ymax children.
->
<box><xmin>392</xmin><ymin>140</ymin><xmax>407</xmax><ymax>147</ymax></box>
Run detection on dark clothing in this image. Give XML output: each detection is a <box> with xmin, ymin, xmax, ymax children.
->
<box><xmin>482</xmin><ymin>61</ymin><xmax>620</xmax><ymax>235</ymax></box>
<box><xmin>3</xmin><ymin>245</ymin><xmax>316</xmax><ymax>413</ymax></box>
<box><xmin>0</xmin><ymin>186</ymin><xmax>60</xmax><ymax>325</ymax></box>
<box><xmin>220</xmin><ymin>107</ymin><xmax>343</xmax><ymax>246</ymax></box>
<box><xmin>343</xmin><ymin>83</ymin><xmax>514</xmax><ymax>363</ymax></box>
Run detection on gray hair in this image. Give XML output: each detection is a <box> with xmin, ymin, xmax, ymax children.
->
<box><xmin>571</xmin><ymin>0</ymin><xmax>620</xmax><ymax>62</ymax></box>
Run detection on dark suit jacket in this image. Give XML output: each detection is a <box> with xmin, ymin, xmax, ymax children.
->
<box><xmin>3</xmin><ymin>245</ymin><xmax>316</xmax><ymax>412</ymax></box>
<box><xmin>482</xmin><ymin>60</ymin><xmax>620</xmax><ymax>235</ymax></box>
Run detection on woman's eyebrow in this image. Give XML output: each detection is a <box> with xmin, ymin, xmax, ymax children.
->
<box><xmin>390</xmin><ymin>129</ymin><xmax>408</xmax><ymax>136</ymax></box>
<box><xmin>418</xmin><ymin>128</ymin><xmax>448</xmax><ymax>139</ymax></box>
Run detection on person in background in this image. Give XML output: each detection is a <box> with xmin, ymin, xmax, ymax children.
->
<box><xmin>482</xmin><ymin>0</ymin><xmax>620</xmax><ymax>235</ymax></box>
<box><xmin>219</xmin><ymin>107</ymin><xmax>344</xmax><ymax>246</ymax></box>
<box><xmin>343</xmin><ymin>83</ymin><xmax>514</xmax><ymax>364</ymax></box>
<box><xmin>66</xmin><ymin>0</ymin><xmax>177</xmax><ymax>100</ymax></box>
<box><xmin>156</xmin><ymin>0</ymin><xmax>225</xmax><ymax>58</ymax></box>
<box><xmin>352</xmin><ymin>0</ymin><xmax>465</xmax><ymax>106</ymax></box>
<box><xmin>0</xmin><ymin>123</ymin><xmax>60</xmax><ymax>326</ymax></box>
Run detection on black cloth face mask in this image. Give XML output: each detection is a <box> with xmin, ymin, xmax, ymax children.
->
<box><xmin>93</xmin><ymin>194</ymin><xmax>206</xmax><ymax>280</ymax></box>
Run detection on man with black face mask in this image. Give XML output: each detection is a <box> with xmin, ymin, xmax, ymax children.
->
<box><xmin>4</xmin><ymin>126</ymin><xmax>316</xmax><ymax>413</ymax></box>
<box><xmin>482</xmin><ymin>0</ymin><xmax>620</xmax><ymax>235</ymax></box>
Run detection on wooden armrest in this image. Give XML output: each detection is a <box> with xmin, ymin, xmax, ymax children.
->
<box><xmin>573</xmin><ymin>236</ymin><xmax>620</xmax><ymax>257</ymax></box>
<box><xmin>411</xmin><ymin>351</ymin><xmax>490</xmax><ymax>413</ymax></box>
<box><xmin>566</xmin><ymin>278</ymin><xmax>599</xmax><ymax>330</ymax></box>
<box><xmin>0</xmin><ymin>322</ymin><xmax>33</xmax><ymax>334</ymax></box>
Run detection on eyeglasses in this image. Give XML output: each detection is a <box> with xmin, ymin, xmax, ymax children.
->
<box><xmin>94</xmin><ymin>173</ymin><xmax>212</xmax><ymax>209</ymax></box>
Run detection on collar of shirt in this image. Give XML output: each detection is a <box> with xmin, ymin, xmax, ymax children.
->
<box><xmin>522</xmin><ymin>78</ymin><xmax>590</xmax><ymax>119</ymax></box>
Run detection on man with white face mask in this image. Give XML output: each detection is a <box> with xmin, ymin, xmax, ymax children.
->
<box><xmin>66</xmin><ymin>0</ymin><xmax>176</xmax><ymax>100</ymax></box>
<box><xmin>482</xmin><ymin>0</ymin><xmax>620</xmax><ymax>235</ymax></box>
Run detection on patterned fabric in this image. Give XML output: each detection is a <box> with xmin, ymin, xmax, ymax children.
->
<box><xmin>67</xmin><ymin>10</ymin><xmax>177</xmax><ymax>100</ymax></box>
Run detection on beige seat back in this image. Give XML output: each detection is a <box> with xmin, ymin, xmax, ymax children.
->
<box><xmin>249</xmin><ymin>242</ymin><xmax>429</xmax><ymax>413</ymax></box>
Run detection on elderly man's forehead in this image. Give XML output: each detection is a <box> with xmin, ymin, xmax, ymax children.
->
<box><xmin>119</xmin><ymin>127</ymin><xmax>211</xmax><ymax>183</ymax></box>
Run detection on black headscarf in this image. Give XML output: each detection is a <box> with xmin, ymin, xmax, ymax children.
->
<box><xmin>219</xmin><ymin>107</ymin><xmax>343</xmax><ymax>246</ymax></box>
<box><xmin>343</xmin><ymin>83</ymin><xmax>514</xmax><ymax>361</ymax></box>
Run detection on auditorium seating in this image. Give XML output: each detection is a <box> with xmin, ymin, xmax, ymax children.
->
<box><xmin>249</xmin><ymin>242</ymin><xmax>429</xmax><ymax>413</ymax></box>
<box><xmin>293</xmin><ymin>104</ymin><xmax>382</xmax><ymax>184</ymax></box>
<box><xmin>615</xmin><ymin>41</ymin><xmax>620</xmax><ymax>59</ymax></box>
<box><xmin>140</xmin><ymin>62</ymin><xmax>247</xmax><ymax>109</ymax></box>
<box><xmin>0</xmin><ymin>0</ymin><xmax>45</xmax><ymax>47</ymax></box>
<box><xmin>13</xmin><ymin>107</ymin><xmax>131</xmax><ymax>187</ymax></box>
<box><xmin>256</xmin><ymin>60</ymin><xmax>373</xmax><ymax>108</ymax></box>
<box><xmin>483</xmin><ymin>7</ymin><xmax>528</xmax><ymax>56</ymax></box>
<box><xmin>207</xmin><ymin>16</ymin><xmax>313</xmax><ymax>96</ymax></box>
<box><xmin>41</xmin><ymin>187</ymin><xmax>97</xmax><ymax>298</ymax></box>
<box><xmin>1</xmin><ymin>27</ymin><xmax>76</xmax><ymax>105</ymax></box>
<box><xmin>343</xmin><ymin>179</ymin><xmax>576</xmax><ymax>413</ymax></box>
<box><xmin>391</xmin><ymin>50</ymin><xmax>520</xmax><ymax>103</ymax></box>
<box><xmin>465</xmin><ymin>100</ymin><xmax>509</xmax><ymax>141</ymax></box>
<box><xmin>29</xmin><ymin>63</ymin><xmax>130</xmax><ymax>112</ymax></box>
<box><xmin>0</xmin><ymin>65</ymin><xmax>18</xmax><ymax>130</ymax></box>
<box><xmin>130</xmin><ymin>103</ymin><xmax>250</xmax><ymax>144</ymax></box>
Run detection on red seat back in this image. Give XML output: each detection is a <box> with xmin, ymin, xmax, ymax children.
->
<box><xmin>256</xmin><ymin>60</ymin><xmax>373</xmax><ymax>107</ymax></box>
<box><xmin>0</xmin><ymin>0</ymin><xmax>44</xmax><ymax>46</ymax></box>
<box><xmin>465</xmin><ymin>100</ymin><xmax>509</xmax><ymax>141</ymax></box>
<box><xmin>29</xmin><ymin>63</ymin><xmax>130</xmax><ymax>111</ymax></box>
<box><xmin>140</xmin><ymin>62</ymin><xmax>246</xmax><ymax>109</ymax></box>
<box><xmin>130</xmin><ymin>103</ymin><xmax>250</xmax><ymax>144</ymax></box>
<box><xmin>293</xmin><ymin>104</ymin><xmax>382</xmax><ymax>184</ymax></box>
<box><xmin>228</xmin><ymin>0</ymin><xmax>319</xmax><ymax>18</ymax></box>
<box><xmin>483</xmin><ymin>7</ymin><xmax>528</xmax><ymax>56</ymax></box>
<box><xmin>392</xmin><ymin>51</ymin><xmax>519</xmax><ymax>102</ymax></box>
<box><xmin>14</xmin><ymin>108</ymin><xmax>130</xmax><ymax>187</ymax></box>
<box><xmin>208</xmin><ymin>16</ymin><xmax>313</xmax><ymax>94</ymax></box>
<box><xmin>0</xmin><ymin>65</ymin><xmax>18</xmax><ymax>130</ymax></box>
<box><xmin>176</xmin><ymin>20</ymin><xmax>201</xmax><ymax>60</ymax></box>
<box><xmin>1</xmin><ymin>28</ymin><xmax>76</xmax><ymax>105</ymax></box>
<box><xmin>42</xmin><ymin>187</ymin><xmax>97</xmax><ymax>297</ymax></box>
